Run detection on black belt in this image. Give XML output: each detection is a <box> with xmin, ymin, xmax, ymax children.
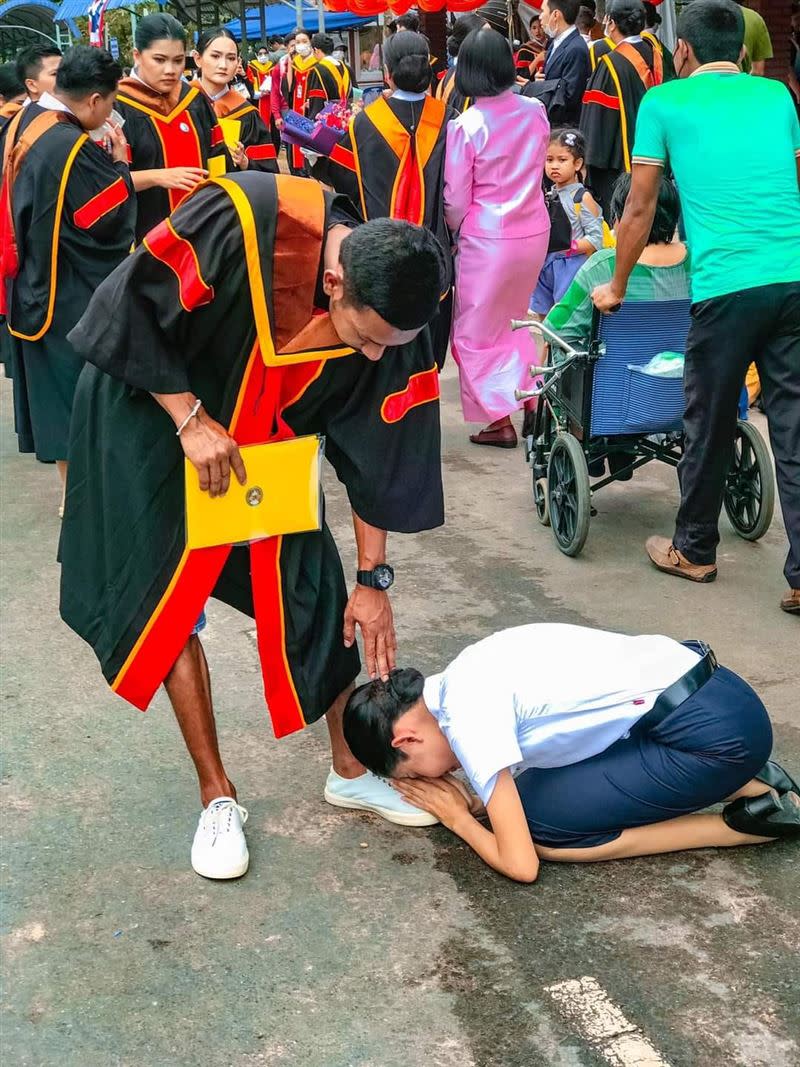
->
<box><xmin>634</xmin><ymin>640</ymin><xmax>719</xmax><ymax>734</ymax></box>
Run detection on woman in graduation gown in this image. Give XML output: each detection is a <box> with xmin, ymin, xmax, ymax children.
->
<box><xmin>314</xmin><ymin>32</ymin><xmax>453</xmax><ymax>368</ymax></box>
<box><xmin>281</xmin><ymin>28</ymin><xmax>319</xmax><ymax>175</ymax></box>
<box><xmin>193</xmin><ymin>27</ymin><xmax>278</xmax><ymax>174</ymax></box>
<box><xmin>114</xmin><ymin>13</ymin><xmax>229</xmax><ymax>243</ymax></box>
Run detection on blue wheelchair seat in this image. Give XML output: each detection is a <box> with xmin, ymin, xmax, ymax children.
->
<box><xmin>589</xmin><ymin>299</ymin><xmax>691</xmax><ymax>437</ymax></box>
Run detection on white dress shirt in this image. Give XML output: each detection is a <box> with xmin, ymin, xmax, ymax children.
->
<box><xmin>423</xmin><ymin>624</ymin><xmax>700</xmax><ymax>805</ymax></box>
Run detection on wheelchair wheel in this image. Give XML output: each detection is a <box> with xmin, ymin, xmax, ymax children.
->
<box><xmin>723</xmin><ymin>420</ymin><xmax>775</xmax><ymax>541</ymax></box>
<box><xmin>547</xmin><ymin>434</ymin><xmax>591</xmax><ymax>557</ymax></box>
<box><xmin>533</xmin><ymin>476</ymin><xmax>550</xmax><ymax>526</ymax></box>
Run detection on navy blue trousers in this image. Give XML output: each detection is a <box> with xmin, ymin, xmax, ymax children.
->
<box><xmin>516</xmin><ymin>667</ymin><xmax>773</xmax><ymax>849</ymax></box>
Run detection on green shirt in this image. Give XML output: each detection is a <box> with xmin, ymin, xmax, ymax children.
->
<box><xmin>545</xmin><ymin>248</ymin><xmax>692</xmax><ymax>348</ymax></box>
<box><xmin>740</xmin><ymin>5</ymin><xmax>773</xmax><ymax>73</ymax></box>
<box><xmin>632</xmin><ymin>65</ymin><xmax>800</xmax><ymax>303</ymax></box>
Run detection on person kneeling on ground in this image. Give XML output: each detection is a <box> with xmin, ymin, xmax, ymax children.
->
<box><xmin>343</xmin><ymin>624</ymin><xmax>799</xmax><ymax>882</ymax></box>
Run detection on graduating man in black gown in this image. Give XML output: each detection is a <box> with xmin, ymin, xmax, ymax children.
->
<box><xmin>60</xmin><ymin>172</ymin><xmax>448</xmax><ymax>880</ymax></box>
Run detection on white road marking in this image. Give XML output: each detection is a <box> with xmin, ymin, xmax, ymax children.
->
<box><xmin>545</xmin><ymin>976</ymin><xmax>671</xmax><ymax>1067</ymax></box>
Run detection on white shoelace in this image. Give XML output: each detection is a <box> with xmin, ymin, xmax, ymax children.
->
<box><xmin>201</xmin><ymin>798</ymin><xmax>249</xmax><ymax>841</ymax></box>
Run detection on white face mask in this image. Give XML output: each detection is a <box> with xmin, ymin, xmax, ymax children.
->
<box><xmin>295</xmin><ymin>42</ymin><xmax>312</xmax><ymax>58</ymax></box>
<box><xmin>543</xmin><ymin>12</ymin><xmax>559</xmax><ymax>37</ymax></box>
<box><xmin>332</xmin><ymin>49</ymin><xmax>345</xmax><ymax>62</ymax></box>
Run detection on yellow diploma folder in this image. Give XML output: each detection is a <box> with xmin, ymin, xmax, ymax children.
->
<box><xmin>185</xmin><ymin>436</ymin><xmax>324</xmax><ymax>550</ymax></box>
<box><xmin>218</xmin><ymin>117</ymin><xmax>242</xmax><ymax>149</ymax></box>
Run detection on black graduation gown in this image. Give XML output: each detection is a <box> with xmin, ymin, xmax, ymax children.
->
<box><xmin>212</xmin><ymin>88</ymin><xmax>278</xmax><ymax>173</ymax></box>
<box><xmin>305</xmin><ymin>57</ymin><xmax>353</xmax><ymax>121</ymax></box>
<box><xmin>314</xmin><ymin>94</ymin><xmax>453</xmax><ymax>369</ymax></box>
<box><xmin>115</xmin><ymin>77</ymin><xmax>229</xmax><ymax>243</ymax></box>
<box><xmin>580</xmin><ymin>38</ymin><xmax>663</xmax><ymax>215</ymax></box>
<box><xmin>60</xmin><ymin>173</ymin><xmax>443</xmax><ymax>738</ymax></box>
<box><xmin>435</xmin><ymin>66</ymin><xmax>471</xmax><ymax>115</ymax></box>
<box><xmin>1</xmin><ymin>105</ymin><xmax>135</xmax><ymax>460</ymax></box>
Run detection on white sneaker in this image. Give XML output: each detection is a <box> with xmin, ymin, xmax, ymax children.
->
<box><xmin>324</xmin><ymin>768</ymin><xmax>439</xmax><ymax>827</ymax></box>
<box><xmin>190</xmin><ymin>796</ymin><xmax>249</xmax><ymax>879</ymax></box>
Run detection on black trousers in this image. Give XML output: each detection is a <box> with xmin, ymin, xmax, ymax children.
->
<box><xmin>674</xmin><ymin>281</ymin><xmax>800</xmax><ymax>586</ymax></box>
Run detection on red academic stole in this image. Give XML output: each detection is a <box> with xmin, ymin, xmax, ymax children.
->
<box><xmin>111</xmin><ymin>176</ymin><xmax>354</xmax><ymax>738</ymax></box>
<box><xmin>287</xmin><ymin>55</ymin><xmax>318</xmax><ymax>169</ymax></box>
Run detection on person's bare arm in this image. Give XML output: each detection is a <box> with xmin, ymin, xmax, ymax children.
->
<box><xmin>131</xmin><ymin>167</ymin><xmax>208</xmax><ymax>192</ymax></box>
<box><xmin>395</xmin><ymin>770</ymin><xmax>539</xmax><ymax>883</ymax></box>
<box><xmin>151</xmin><ymin>391</ymin><xmax>246</xmax><ymax>497</ymax></box>
<box><xmin>751</xmin><ymin>59</ymin><xmax>766</xmax><ymax>75</ymax></box>
<box><xmin>343</xmin><ymin>513</ymin><xmax>396</xmax><ymax>681</ymax></box>
<box><xmin>591</xmin><ymin>162</ymin><xmax>663</xmax><ymax>312</ymax></box>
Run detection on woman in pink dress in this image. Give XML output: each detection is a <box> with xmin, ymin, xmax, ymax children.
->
<box><xmin>444</xmin><ymin>27</ymin><xmax>551</xmax><ymax>448</ymax></box>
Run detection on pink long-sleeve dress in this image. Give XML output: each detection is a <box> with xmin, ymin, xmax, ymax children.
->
<box><xmin>444</xmin><ymin>90</ymin><xmax>550</xmax><ymax>424</ymax></box>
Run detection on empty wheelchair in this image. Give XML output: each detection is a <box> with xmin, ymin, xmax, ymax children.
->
<box><xmin>514</xmin><ymin>299</ymin><xmax>775</xmax><ymax>558</ymax></box>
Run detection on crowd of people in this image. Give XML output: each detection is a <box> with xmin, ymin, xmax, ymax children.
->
<box><xmin>0</xmin><ymin>0</ymin><xmax>798</xmax><ymax>884</ymax></box>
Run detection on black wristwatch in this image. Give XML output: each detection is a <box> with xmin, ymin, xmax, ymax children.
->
<box><xmin>356</xmin><ymin>564</ymin><xmax>395</xmax><ymax>591</ymax></box>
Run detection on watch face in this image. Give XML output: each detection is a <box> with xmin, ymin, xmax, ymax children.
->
<box><xmin>373</xmin><ymin>564</ymin><xmax>394</xmax><ymax>590</ymax></box>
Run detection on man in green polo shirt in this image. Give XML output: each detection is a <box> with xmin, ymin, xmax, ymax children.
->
<box><xmin>593</xmin><ymin>0</ymin><xmax>800</xmax><ymax>614</ymax></box>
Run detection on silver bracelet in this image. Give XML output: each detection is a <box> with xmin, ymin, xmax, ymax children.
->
<box><xmin>176</xmin><ymin>398</ymin><xmax>202</xmax><ymax>436</ymax></box>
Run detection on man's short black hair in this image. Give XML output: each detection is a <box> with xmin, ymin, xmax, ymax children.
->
<box><xmin>16</xmin><ymin>44</ymin><xmax>62</xmax><ymax>86</ymax></box>
<box><xmin>56</xmin><ymin>45</ymin><xmax>122</xmax><ymax>98</ymax></box>
<box><xmin>343</xmin><ymin>669</ymin><xmax>425</xmax><ymax>777</ymax></box>
<box><xmin>339</xmin><ymin>219</ymin><xmax>446</xmax><ymax>331</ymax></box>
<box><xmin>547</xmin><ymin>0</ymin><xmax>582</xmax><ymax>25</ymax></box>
<box><xmin>456</xmin><ymin>27</ymin><xmax>515</xmax><ymax>98</ymax></box>
<box><xmin>676</xmin><ymin>0</ymin><xmax>744</xmax><ymax>64</ymax></box>
<box><xmin>392</xmin><ymin>13</ymin><xmax>421</xmax><ymax>32</ymax></box>
<box><xmin>607</xmin><ymin>0</ymin><xmax>647</xmax><ymax>37</ymax></box>
<box><xmin>0</xmin><ymin>61</ymin><xmax>25</xmax><ymax>100</ymax></box>
<box><xmin>446</xmin><ymin>13</ymin><xmax>487</xmax><ymax>57</ymax></box>
<box><xmin>610</xmin><ymin>171</ymin><xmax>680</xmax><ymax>244</ymax></box>
<box><xmin>268</xmin><ymin>35</ymin><xmax>283</xmax><ymax>47</ymax></box>
<box><xmin>134</xmin><ymin>12</ymin><xmax>187</xmax><ymax>52</ymax></box>
<box><xmin>312</xmin><ymin>32</ymin><xmax>334</xmax><ymax>54</ymax></box>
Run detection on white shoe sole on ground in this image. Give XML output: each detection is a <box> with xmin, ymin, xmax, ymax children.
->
<box><xmin>324</xmin><ymin>768</ymin><xmax>439</xmax><ymax>827</ymax></box>
<box><xmin>190</xmin><ymin>796</ymin><xmax>250</xmax><ymax>880</ymax></box>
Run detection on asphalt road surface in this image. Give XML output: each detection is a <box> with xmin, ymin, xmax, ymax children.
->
<box><xmin>2</xmin><ymin>363</ymin><xmax>798</xmax><ymax>1067</ymax></box>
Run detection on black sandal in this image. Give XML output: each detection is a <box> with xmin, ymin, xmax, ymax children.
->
<box><xmin>723</xmin><ymin>790</ymin><xmax>800</xmax><ymax>839</ymax></box>
<box><xmin>755</xmin><ymin>760</ymin><xmax>800</xmax><ymax>796</ymax></box>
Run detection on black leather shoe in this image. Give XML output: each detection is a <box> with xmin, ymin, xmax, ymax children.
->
<box><xmin>723</xmin><ymin>790</ymin><xmax>800</xmax><ymax>839</ymax></box>
<box><xmin>755</xmin><ymin>760</ymin><xmax>800</xmax><ymax>796</ymax></box>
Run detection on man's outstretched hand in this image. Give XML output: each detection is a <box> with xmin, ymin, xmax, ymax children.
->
<box><xmin>343</xmin><ymin>586</ymin><xmax>396</xmax><ymax>681</ymax></box>
<box><xmin>591</xmin><ymin>281</ymin><xmax>625</xmax><ymax>314</ymax></box>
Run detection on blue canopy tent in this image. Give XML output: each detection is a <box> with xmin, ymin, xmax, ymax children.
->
<box><xmin>225</xmin><ymin>6</ymin><xmax>373</xmax><ymax>41</ymax></box>
<box><xmin>51</xmin><ymin>0</ymin><xmax>129</xmax><ymax>23</ymax></box>
<box><xmin>0</xmin><ymin>0</ymin><xmax>80</xmax><ymax>52</ymax></box>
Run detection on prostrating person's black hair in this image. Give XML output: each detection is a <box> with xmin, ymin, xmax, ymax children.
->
<box><xmin>383</xmin><ymin>30</ymin><xmax>431</xmax><ymax>93</ymax></box>
<box><xmin>339</xmin><ymin>219</ymin><xmax>446</xmax><ymax>331</ymax></box>
<box><xmin>134</xmin><ymin>13</ymin><xmax>187</xmax><ymax>52</ymax></box>
<box><xmin>0</xmin><ymin>60</ymin><xmax>25</xmax><ymax>100</ymax></box>
<box><xmin>195</xmin><ymin>27</ymin><xmax>237</xmax><ymax>55</ymax></box>
<box><xmin>343</xmin><ymin>669</ymin><xmax>426</xmax><ymax>777</ymax></box>
<box><xmin>610</xmin><ymin>171</ymin><xmax>680</xmax><ymax>244</ymax></box>
<box><xmin>55</xmin><ymin>45</ymin><xmax>122</xmax><ymax>98</ymax></box>
<box><xmin>16</xmin><ymin>43</ymin><xmax>62</xmax><ymax>86</ymax></box>
<box><xmin>312</xmin><ymin>32</ymin><xmax>335</xmax><ymax>54</ymax></box>
<box><xmin>676</xmin><ymin>0</ymin><xmax>744</xmax><ymax>64</ymax></box>
<box><xmin>546</xmin><ymin>0</ymin><xmax>581</xmax><ymax>25</ymax></box>
<box><xmin>456</xmin><ymin>26</ymin><xmax>515</xmax><ymax>99</ymax></box>
<box><xmin>607</xmin><ymin>0</ymin><xmax>647</xmax><ymax>38</ymax></box>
